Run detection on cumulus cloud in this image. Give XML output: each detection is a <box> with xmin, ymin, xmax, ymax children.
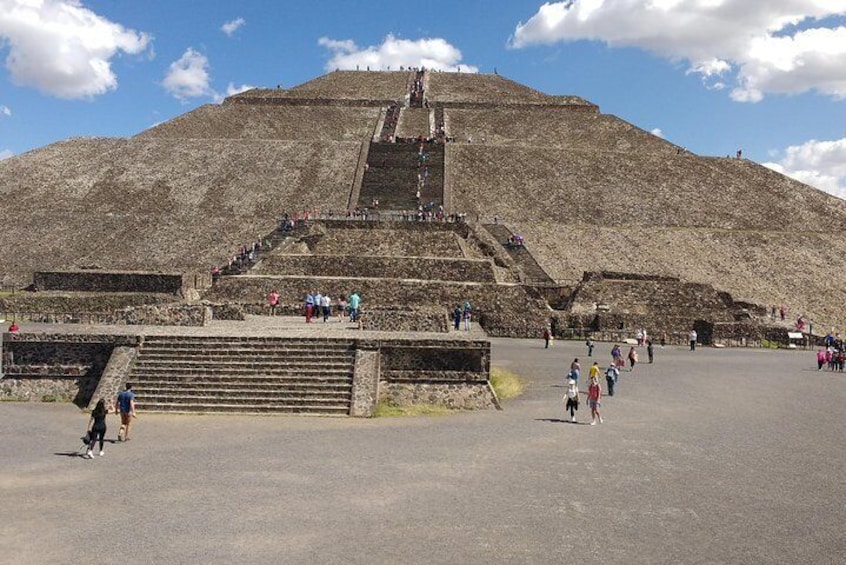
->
<box><xmin>163</xmin><ymin>48</ymin><xmax>213</xmax><ymax>100</ymax></box>
<box><xmin>318</xmin><ymin>34</ymin><xmax>478</xmax><ymax>72</ymax></box>
<box><xmin>511</xmin><ymin>1</ymin><xmax>846</xmax><ymax>102</ymax></box>
<box><xmin>221</xmin><ymin>17</ymin><xmax>245</xmax><ymax>37</ymax></box>
<box><xmin>650</xmin><ymin>128</ymin><xmax>664</xmax><ymax>138</ymax></box>
<box><xmin>763</xmin><ymin>138</ymin><xmax>846</xmax><ymax>198</ymax></box>
<box><xmin>0</xmin><ymin>0</ymin><xmax>151</xmax><ymax>99</ymax></box>
<box><xmin>0</xmin><ymin>104</ymin><xmax>10</xmax><ymax>116</ymax></box>
<box><xmin>0</xmin><ymin>149</ymin><xmax>13</xmax><ymax>160</ymax></box>
<box><xmin>225</xmin><ymin>82</ymin><xmax>255</xmax><ymax>96</ymax></box>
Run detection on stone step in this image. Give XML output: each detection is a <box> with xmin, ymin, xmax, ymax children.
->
<box><xmin>136</xmin><ymin>394</ymin><xmax>349</xmax><ymax>407</ymax></box>
<box><xmin>132</xmin><ymin>361</ymin><xmax>353</xmax><ymax>375</ymax></box>
<box><xmin>135</xmin><ymin>402</ymin><xmax>350</xmax><ymax>415</ymax></box>
<box><xmin>139</xmin><ymin>341</ymin><xmax>354</xmax><ymax>351</ymax></box>
<box><xmin>136</xmin><ymin>381</ymin><xmax>352</xmax><ymax>398</ymax></box>
<box><xmin>131</xmin><ymin>374</ymin><xmax>352</xmax><ymax>384</ymax></box>
<box><xmin>138</xmin><ymin>349</ymin><xmax>354</xmax><ymax>359</ymax></box>
<box><xmin>136</xmin><ymin>354</ymin><xmax>354</xmax><ymax>365</ymax></box>
<box><xmin>134</xmin><ymin>387</ymin><xmax>351</xmax><ymax>399</ymax></box>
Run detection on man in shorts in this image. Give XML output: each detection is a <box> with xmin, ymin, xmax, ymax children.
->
<box><xmin>116</xmin><ymin>383</ymin><xmax>137</xmax><ymax>441</ymax></box>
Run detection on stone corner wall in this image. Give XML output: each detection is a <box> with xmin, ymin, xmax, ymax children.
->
<box><xmin>350</xmin><ymin>348</ymin><xmax>379</xmax><ymax>417</ymax></box>
<box><xmin>104</xmin><ymin>304</ymin><xmax>211</xmax><ymax>327</ymax></box>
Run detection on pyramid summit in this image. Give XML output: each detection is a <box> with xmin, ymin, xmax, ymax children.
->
<box><xmin>1</xmin><ymin>69</ymin><xmax>845</xmax><ymax>332</ymax></box>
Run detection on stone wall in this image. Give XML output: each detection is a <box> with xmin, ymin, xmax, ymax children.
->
<box><xmin>377</xmin><ymin>339</ymin><xmax>496</xmax><ymax>410</ymax></box>
<box><xmin>359</xmin><ymin>307</ymin><xmax>449</xmax><ymax>333</ymax></box>
<box><xmin>103</xmin><ymin>304</ymin><xmax>211</xmax><ymax>327</ymax></box>
<box><xmin>350</xmin><ymin>348</ymin><xmax>379</xmax><ymax>417</ymax></box>
<box><xmin>255</xmin><ymin>254</ymin><xmax>497</xmax><ymax>282</ymax></box>
<box><xmin>34</xmin><ymin>271</ymin><xmax>185</xmax><ymax>294</ymax></box>
<box><xmin>1</xmin><ymin>333</ymin><xmax>138</xmax><ymax>405</ymax></box>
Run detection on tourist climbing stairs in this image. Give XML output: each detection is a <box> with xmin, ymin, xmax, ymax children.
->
<box><xmin>129</xmin><ymin>335</ymin><xmax>356</xmax><ymax>414</ymax></box>
<box><xmin>483</xmin><ymin>224</ymin><xmax>556</xmax><ymax>285</ymax></box>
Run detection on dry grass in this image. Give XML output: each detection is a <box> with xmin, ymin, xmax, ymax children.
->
<box><xmin>374</xmin><ymin>401</ymin><xmax>454</xmax><ymax>417</ymax></box>
<box><xmin>490</xmin><ymin>366</ymin><xmax>525</xmax><ymax>400</ymax></box>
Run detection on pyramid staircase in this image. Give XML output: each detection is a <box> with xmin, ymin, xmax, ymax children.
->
<box><xmin>484</xmin><ymin>224</ymin><xmax>556</xmax><ymax>285</ymax></box>
<box><xmin>128</xmin><ymin>335</ymin><xmax>356</xmax><ymax>414</ymax></box>
<box><xmin>357</xmin><ymin>143</ymin><xmax>444</xmax><ymax>210</ymax></box>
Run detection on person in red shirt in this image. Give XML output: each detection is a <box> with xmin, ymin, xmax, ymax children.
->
<box><xmin>587</xmin><ymin>375</ymin><xmax>603</xmax><ymax>425</ymax></box>
<box><xmin>8</xmin><ymin>321</ymin><xmax>19</xmax><ymax>333</ymax></box>
<box><xmin>267</xmin><ymin>290</ymin><xmax>280</xmax><ymax>316</ymax></box>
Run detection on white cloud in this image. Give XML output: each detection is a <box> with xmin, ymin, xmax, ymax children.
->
<box><xmin>511</xmin><ymin>1</ymin><xmax>846</xmax><ymax>102</ymax></box>
<box><xmin>650</xmin><ymin>128</ymin><xmax>664</xmax><ymax>138</ymax></box>
<box><xmin>221</xmin><ymin>17</ymin><xmax>245</xmax><ymax>37</ymax></box>
<box><xmin>0</xmin><ymin>0</ymin><xmax>151</xmax><ymax>99</ymax></box>
<box><xmin>319</xmin><ymin>34</ymin><xmax>479</xmax><ymax>72</ymax></box>
<box><xmin>163</xmin><ymin>48</ymin><xmax>213</xmax><ymax>100</ymax></box>
<box><xmin>763</xmin><ymin>138</ymin><xmax>846</xmax><ymax>198</ymax></box>
<box><xmin>0</xmin><ymin>149</ymin><xmax>13</xmax><ymax>160</ymax></box>
<box><xmin>0</xmin><ymin>104</ymin><xmax>10</xmax><ymax>116</ymax></box>
<box><xmin>225</xmin><ymin>82</ymin><xmax>255</xmax><ymax>96</ymax></box>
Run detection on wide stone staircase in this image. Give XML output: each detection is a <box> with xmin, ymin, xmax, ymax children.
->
<box><xmin>358</xmin><ymin>142</ymin><xmax>444</xmax><ymax>210</ymax></box>
<box><xmin>129</xmin><ymin>335</ymin><xmax>356</xmax><ymax>414</ymax></box>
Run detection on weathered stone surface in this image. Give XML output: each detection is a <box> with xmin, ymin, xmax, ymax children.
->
<box><xmin>379</xmin><ymin>382</ymin><xmax>497</xmax><ymax>410</ymax></box>
<box><xmin>87</xmin><ymin>346</ymin><xmax>138</xmax><ymax>410</ymax></box>
<box><xmin>359</xmin><ymin>308</ymin><xmax>449</xmax><ymax>333</ymax></box>
<box><xmin>33</xmin><ymin>271</ymin><xmax>185</xmax><ymax>294</ymax></box>
<box><xmin>350</xmin><ymin>349</ymin><xmax>379</xmax><ymax>418</ymax></box>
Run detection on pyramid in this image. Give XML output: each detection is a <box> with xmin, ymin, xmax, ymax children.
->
<box><xmin>1</xmin><ymin>70</ymin><xmax>844</xmax><ymax>332</ymax></box>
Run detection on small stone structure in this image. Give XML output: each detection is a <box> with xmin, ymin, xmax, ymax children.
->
<box><xmin>1</xmin><ymin>332</ymin><xmax>494</xmax><ymax>415</ymax></box>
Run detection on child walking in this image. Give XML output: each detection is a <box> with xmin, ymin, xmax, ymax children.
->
<box><xmin>564</xmin><ymin>379</ymin><xmax>580</xmax><ymax>423</ymax></box>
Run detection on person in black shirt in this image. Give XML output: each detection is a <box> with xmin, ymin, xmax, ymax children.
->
<box><xmin>85</xmin><ymin>399</ymin><xmax>108</xmax><ymax>459</ymax></box>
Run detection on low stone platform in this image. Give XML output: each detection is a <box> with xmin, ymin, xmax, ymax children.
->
<box><xmin>1</xmin><ymin>316</ymin><xmax>494</xmax><ymax>414</ymax></box>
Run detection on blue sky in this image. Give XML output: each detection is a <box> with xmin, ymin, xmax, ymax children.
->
<box><xmin>1</xmin><ymin>0</ymin><xmax>845</xmax><ymax>198</ymax></box>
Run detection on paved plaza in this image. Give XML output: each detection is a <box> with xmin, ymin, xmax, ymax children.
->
<box><xmin>1</xmin><ymin>338</ymin><xmax>844</xmax><ymax>564</ymax></box>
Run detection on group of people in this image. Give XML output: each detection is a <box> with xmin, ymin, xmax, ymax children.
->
<box><xmin>816</xmin><ymin>342</ymin><xmax>846</xmax><ymax>371</ymax></box>
<box><xmin>302</xmin><ymin>290</ymin><xmax>361</xmax><ymax>323</ymax></box>
<box><xmin>82</xmin><ymin>383</ymin><xmax>137</xmax><ymax>460</ymax></box>
<box><xmin>453</xmin><ymin>301</ymin><xmax>472</xmax><ymax>331</ymax></box>
<box><xmin>563</xmin><ymin>358</ymin><xmax>619</xmax><ymax>425</ymax></box>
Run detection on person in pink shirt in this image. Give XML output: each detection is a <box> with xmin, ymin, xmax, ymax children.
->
<box><xmin>587</xmin><ymin>375</ymin><xmax>603</xmax><ymax>425</ymax></box>
<box><xmin>816</xmin><ymin>349</ymin><xmax>827</xmax><ymax>371</ymax></box>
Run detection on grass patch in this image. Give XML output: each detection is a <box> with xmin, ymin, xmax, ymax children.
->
<box><xmin>490</xmin><ymin>366</ymin><xmax>525</xmax><ymax>401</ymax></box>
<box><xmin>374</xmin><ymin>401</ymin><xmax>454</xmax><ymax>417</ymax></box>
<box><xmin>760</xmin><ymin>339</ymin><xmax>781</xmax><ymax>349</ymax></box>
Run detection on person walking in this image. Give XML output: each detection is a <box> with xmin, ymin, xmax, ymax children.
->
<box><xmin>304</xmin><ymin>290</ymin><xmax>315</xmax><ymax>323</ymax></box>
<box><xmin>689</xmin><ymin>329</ymin><xmax>698</xmax><ymax>351</ymax></box>
<box><xmin>321</xmin><ymin>294</ymin><xmax>331</xmax><ymax>322</ymax></box>
<box><xmin>564</xmin><ymin>379</ymin><xmax>580</xmax><ymax>423</ymax></box>
<box><xmin>453</xmin><ymin>305</ymin><xmax>462</xmax><ymax>330</ymax></box>
<box><xmin>605</xmin><ymin>364</ymin><xmax>619</xmax><ymax>396</ymax></box>
<box><xmin>586</xmin><ymin>338</ymin><xmax>594</xmax><ymax>357</ymax></box>
<box><xmin>589</xmin><ymin>361</ymin><xmax>601</xmax><ymax>382</ymax></box>
<box><xmin>628</xmin><ymin>347</ymin><xmax>638</xmax><ymax>370</ymax></box>
<box><xmin>348</xmin><ymin>291</ymin><xmax>361</xmax><ymax>322</ymax></box>
<box><xmin>116</xmin><ymin>383</ymin><xmax>137</xmax><ymax>442</ymax></box>
<box><xmin>569</xmin><ymin>358</ymin><xmax>581</xmax><ymax>383</ymax></box>
<box><xmin>587</xmin><ymin>375</ymin><xmax>603</xmax><ymax>425</ymax></box>
<box><xmin>84</xmin><ymin>399</ymin><xmax>108</xmax><ymax>458</ymax></box>
<box><xmin>337</xmin><ymin>296</ymin><xmax>347</xmax><ymax>323</ymax></box>
<box><xmin>647</xmin><ymin>339</ymin><xmax>654</xmax><ymax>363</ymax></box>
<box><xmin>543</xmin><ymin>326</ymin><xmax>552</xmax><ymax>349</ymax></box>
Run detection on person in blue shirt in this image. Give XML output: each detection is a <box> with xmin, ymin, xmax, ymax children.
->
<box><xmin>348</xmin><ymin>291</ymin><xmax>361</xmax><ymax>322</ymax></box>
<box><xmin>305</xmin><ymin>291</ymin><xmax>315</xmax><ymax>323</ymax></box>
<box><xmin>116</xmin><ymin>383</ymin><xmax>136</xmax><ymax>441</ymax></box>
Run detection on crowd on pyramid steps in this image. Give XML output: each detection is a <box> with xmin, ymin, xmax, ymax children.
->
<box><xmin>410</xmin><ymin>70</ymin><xmax>425</xmax><ymax>107</ymax></box>
<box><xmin>213</xmin><ymin>235</ymin><xmax>274</xmax><ymax>279</ymax></box>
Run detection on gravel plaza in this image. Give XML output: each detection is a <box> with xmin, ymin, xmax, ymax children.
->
<box><xmin>1</xmin><ymin>338</ymin><xmax>843</xmax><ymax>565</ymax></box>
